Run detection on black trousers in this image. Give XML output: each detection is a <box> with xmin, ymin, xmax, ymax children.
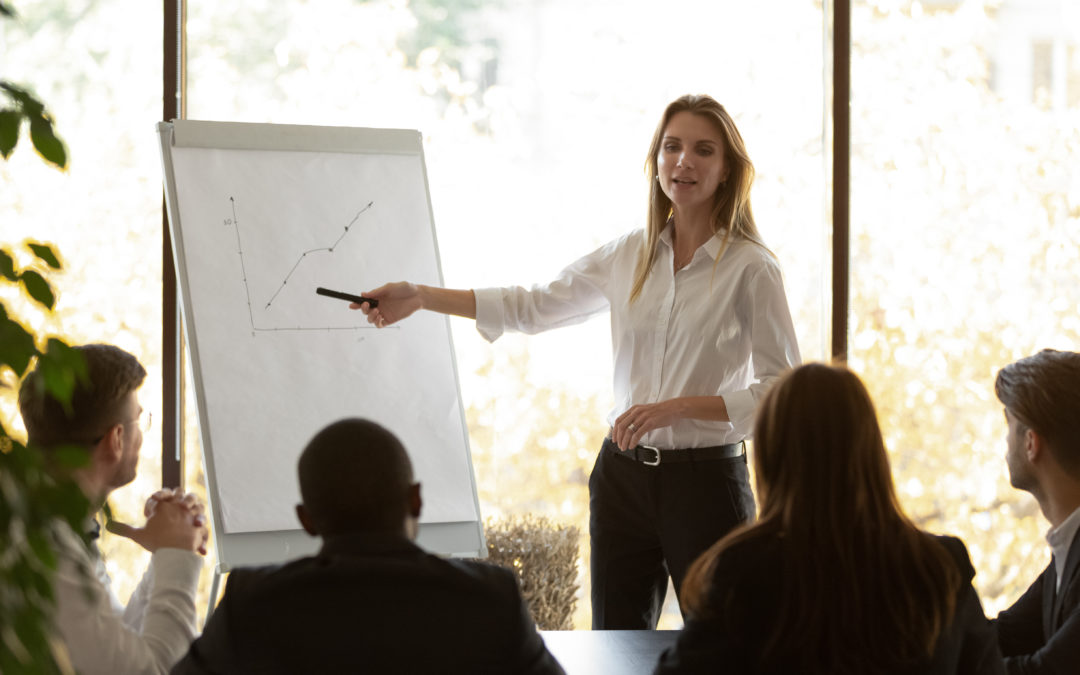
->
<box><xmin>588</xmin><ymin>437</ymin><xmax>755</xmax><ymax>629</ymax></box>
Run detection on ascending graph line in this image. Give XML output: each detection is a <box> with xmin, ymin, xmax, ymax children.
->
<box><xmin>264</xmin><ymin>201</ymin><xmax>374</xmax><ymax>309</ymax></box>
<box><xmin>226</xmin><ymin>197</ymin><xmax>392</xmax><ymax>334</ymax></box>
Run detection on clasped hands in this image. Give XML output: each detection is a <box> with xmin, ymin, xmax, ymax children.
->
<box><xmin>107</xmin><ymin>488</ymin><xmax>209</xmax><ymax>556</ymax></box>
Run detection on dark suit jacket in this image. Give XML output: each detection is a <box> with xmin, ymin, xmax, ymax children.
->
<box><xmin>995</xmin><ymin>527</ymin><xmax>1080</xmax><ymax>674</ymax></box>
<box><xmin>653</xmin><ymin>534</ymin><xmax>1004</xmax><ymax>675</ymax></box>
<box><xmin>171</xmin><ymin>533</ymin><xmax>564</xmax><ymax>675</ymax></box>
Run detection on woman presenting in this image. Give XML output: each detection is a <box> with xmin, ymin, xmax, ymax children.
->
<box><xmin>352</xmin><ymin>94</ymin><xmax>801</xmax><ymax>629</ymax></box>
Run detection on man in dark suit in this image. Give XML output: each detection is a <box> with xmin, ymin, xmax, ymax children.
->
<box><xmin>994</xmin><ymin>349</ymin><xmax>1080</xmax><ymax>674</ymax></box>
<box><xmin>172</xmin><ymin>418</ymin><xmax>564</xmax><ymax>674</ymax></box>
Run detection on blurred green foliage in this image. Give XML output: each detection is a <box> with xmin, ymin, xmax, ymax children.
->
<box><xmin>397</xmin><ymin>0</ymin><xmax>496</xmax><ymax>68</ymax></box>
<box><xmin>1</xmin><ymin>4</ymin><xmax>91</xmax><ymax>673</ymax></box>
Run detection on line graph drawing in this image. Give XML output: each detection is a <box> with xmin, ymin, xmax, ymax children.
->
<box><xmin>224</xmin><ymin>197</ymin><xmax>392</xmax><ymax>334</ymax></box>
<box><xmin>264</xmin><ymin>201</ymin><xmax>373</xmax><ymax>309</ymax></box>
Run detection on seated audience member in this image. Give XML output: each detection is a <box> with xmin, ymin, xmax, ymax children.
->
<box><xmin>654</xmin><ymin>363</ymin><xmax>1004</xmax><ymax>675</ymax></box>
<box><xmin>993</xmin><ymin>349</ymin><xmax>1080</xmax><ymax>673</ymax></box>
<box><xmin>18</xmin><ymin>344</ymin><xmax>209</xmax><ymax>675</ymax></box>
<box><xmin>172</xmin><ymin>418</ymin><xmax>564</xmax><ymax>675</ymax></box>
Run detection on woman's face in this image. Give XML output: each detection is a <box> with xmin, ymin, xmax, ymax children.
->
<box><xmin>656</xmin><ymin>111</ymin><xmax>729</xmax><ymax>214</ymax></box>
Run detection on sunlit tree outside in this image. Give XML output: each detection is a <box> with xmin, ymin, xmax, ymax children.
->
<box><xmin>850</xmin><ymin>0</ymin><xmax>1080</xmax><ymax>615</ymax></box>
<box><xmin>182</xmin><ymin>0</ymin><xmax>826</xmax><ymax>629</ymax></box>
<box><xmin>0</xmin><ymin>0</ymin><xmax>173</xmax><ymax>623</ymax></box>
<box><xmin>4</xmin><ymin>0</ymin><xmax>1071</xmax><ymax>633</ymax></box>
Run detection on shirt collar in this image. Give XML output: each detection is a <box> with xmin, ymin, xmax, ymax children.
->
<box><xmin>1047</xmin><ymin>505</ymin><xmax>1080</xmax><ymax>595</ymax></box>
<box><xmin>1047</xmin><ymin>504</ymin><xmax>1080</xmax><ymax>555</ymax></box>
<box><xmin>701</xmin><ymin>231</ymin><xmax>727</xmax><ymax>261</ymax></box>
<box><xmin>658</xmin><ymin>223</ymin><xmax>727</xmax><ymax>262</ymax></box>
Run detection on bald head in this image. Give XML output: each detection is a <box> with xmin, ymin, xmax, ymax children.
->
<box><xmin>297</xmin><ymin>418</ymin><xmax>418</xmax><ymax>536</ymax></box>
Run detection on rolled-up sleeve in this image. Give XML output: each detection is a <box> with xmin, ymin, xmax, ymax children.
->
<box><xmin>724</xmin><ymin>259</ymin><xmax>801</xmax><ymax>436</ymax></box>
<box><xmin>474</xmin><ymin>240</ymin><xmax>618</xmax><ymax>343</ymax></box>
<box><xmin>54</xmin><ymin>531</ymin><xmax>202</xmax><ymax>675</ymax></box>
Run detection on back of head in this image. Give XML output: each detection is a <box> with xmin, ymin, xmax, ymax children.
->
<box><xmin>995</xmin><ymin>348</ymin><xmax>1080</xmax><ymax>477</ymax></box>
<box><xmin>683</xmin><ymin>363</ymin><xmax>961</xmax><ymax>673</ymax></box>
<box><xmin>298</xmin><ymin>418</ymin><xmax>414</xmax><ymax>536</ymax></box>
<box><xmin>753</xmin><ymin>363</ymin><xmax>898</xmax><ymax>529</ymax></box>
<box><xmin>18</xmin><ymin>343</ymin><xmax>146</xmax><ymax>449</ymax></box>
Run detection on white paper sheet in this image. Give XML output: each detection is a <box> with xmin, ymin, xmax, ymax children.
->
<box><xmin>168</xmin><ymin>141</ymin><xmax>478</xmax><ymax>534</ymax></box>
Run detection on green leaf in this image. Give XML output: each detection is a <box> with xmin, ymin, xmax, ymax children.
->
<box><xmin>26</xmin><ymin>242</ymin><xmax>61</xmax><ymax>270</ymax></box>
<box><xmin>0</xmin><ymin>625</ymin><xmax>31</xmax><ymax>667</ymax></box>
<box><xmin>28</xmin><ymin>115</ymin><xmax>66</xmax><ymax>169</ymax></box>
<box><xmin>19</xmin><ymin>269</ymin><xmax>55</xmax><ymax>309</ymax></box>
<box><xmin>0</xmin><ymin>469</ymin><xmax>27</xmax><ymax>517</ymax></box>
<box><xmin>49</xmin><ymin>444</ymin><xmax>91</xmax><ymax>471</ymax></box>
<box><xmin>0</xmin><ymin>248</ymin><xmax>16</xmax><ymax>280</ymax></box>
<box><xmin>0</xmin><ymin>82</ymin><xmax>41</xmax><ymax>115</ymax></box>
<box><xmin>52</xmin><ymin>482</ymin><xmax>90</xmax><ymax>525</ymax></box>
<box><xmin>1</xmin><ymin>426</ymin><xmax>20</xmax><ymax>454</ymax></box>
<box><xmin>0</xmin><ymin>3</ymin><xmax>15</xmax><ymax>18</ymax></box>
<box><xmin>0</xmin><ymin>315</ymin><xmax>36</xmax><ymax>377</ymax></box>
<box><xmin>0</xmin><ymin>109</ymin><xmax>20</xmax><ymax>158</ymax></box>
<box><xmin>38</xmin><ymin>339</ymin><xmax>87</xmax><ymax>409</ymax></box>
<box><xmin>27</xmin><ymin>532</ymin><xmax>57</xmax><ymax>571</ymax></box>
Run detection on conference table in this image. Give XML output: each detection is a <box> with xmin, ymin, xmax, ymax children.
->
<box><xmin>541</xmin><ymin>630</ymin><xmax>679</xmax><ymax>674</ymax></box>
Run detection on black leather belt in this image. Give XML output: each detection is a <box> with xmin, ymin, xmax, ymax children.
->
<box><xmin>603</xmin><ymin>437</ymin><xmax>745</xmax><ymax>466</ymax></box>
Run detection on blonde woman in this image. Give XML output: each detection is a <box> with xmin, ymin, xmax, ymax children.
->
<box><xmin>352</xmin><ymin>94</ymin><xmax>800</xmax><ymax>629</ymax></box>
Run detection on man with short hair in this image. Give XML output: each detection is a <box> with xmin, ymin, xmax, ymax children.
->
<box><xmin>172</xmin><ymin>418</ymin><xmax>564</xmax><ymax>674</ymax></box>
<box><xmin>994</xmin><ymin>349</ymin><xmax>1080</xmax><ymax>673</ymax></box>
<box><xmin>19</xmin><ymin>343</ymin><xmax>208</xmax><ymax>675</ymax></box>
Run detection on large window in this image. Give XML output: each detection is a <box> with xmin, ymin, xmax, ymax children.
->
<box><xmin>0</xmin><ymin>0</ymin><xmax>168</xmax><ymax>605</ymax></box>
<box><xmin>9</xmin><ymin>0</ymin><xmax>1066</xmax><ymax>633</ymax></box>
<box><xmin>850</xmin><ymin>0</ymin><xmax>1080</xmax><ymax>614</ymax></box>
<box><xmin>186</xmin><ymin>0</ymin><xmax>826</xmax><ymax>628</ymax></box>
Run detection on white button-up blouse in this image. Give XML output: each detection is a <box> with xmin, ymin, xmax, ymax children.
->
<box><xmin>474</xmin><ymin>225</ymin><xmax>801</xmax><ymax>448</ymax></box>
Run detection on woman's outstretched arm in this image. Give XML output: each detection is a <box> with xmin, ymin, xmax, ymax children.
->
<box><xmin>350</xmin><ymin>282</ymin><xmax>476</xmax><ymax>326</ymax></box>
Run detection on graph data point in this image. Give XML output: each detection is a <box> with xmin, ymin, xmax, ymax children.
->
<box><xmin>233</xmin><ymin>198</ymin><xmax>378</xmax><ymax>332</ymax></box>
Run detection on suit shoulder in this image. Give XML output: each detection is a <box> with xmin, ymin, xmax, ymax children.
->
<box><xmin>444</xmin><ymin>558</ymin><xmax>521</xmax><ymax>593</ymax></box>
<box><xmin>220</xmin><ymin>559</ymin><xmax>308</xmax><ymax>597</ymax></box>
<box><xmin>930</xmin><ymin>534</ymin><xmax>976</xmax><ymax>580</ymax></box>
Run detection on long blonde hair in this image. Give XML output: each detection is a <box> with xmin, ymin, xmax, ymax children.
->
<box><xmin>631</xmin><ymin>94</ymin><xmax>769</xmax><ymax>302</ymax></box>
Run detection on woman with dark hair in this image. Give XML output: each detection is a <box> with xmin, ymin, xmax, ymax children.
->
<box><xmin>655</xmin><ymin>363</ymin><xmax>1004</xmax><ymax>674</ymax></box>
<box><xmin>350</xmin><ymin>94</ymin><xmax>800</xmax><ymax>629</ymax></box>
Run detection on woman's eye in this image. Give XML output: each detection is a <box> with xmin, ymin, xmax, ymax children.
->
<box><xmin>664</xmin><ymin>144</ymin><xmax>679</xmax><ymax>152</ymax></box>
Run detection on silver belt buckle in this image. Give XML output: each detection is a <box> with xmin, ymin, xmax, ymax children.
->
<box><xmin>640</xmin><ymin>444</ymin><xmax>660</xmax><ymax>466</ymax></box>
